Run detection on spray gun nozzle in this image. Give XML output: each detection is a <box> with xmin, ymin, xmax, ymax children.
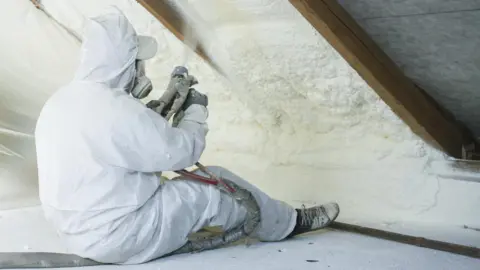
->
<box><xmin>171</xmin><ymin>66</ymin><xmax>189</xmax><ymax>78</ymax></box>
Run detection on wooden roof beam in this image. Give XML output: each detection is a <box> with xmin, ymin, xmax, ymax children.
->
<box><xmin>137</xmin><ymin>0</ymin><xmax>222</xmax><ymax>74</ymax></box>
<box><xmin>289</xmin><ymin>0</ymin><xmax>476</xmax><ymax>158</ymax></box>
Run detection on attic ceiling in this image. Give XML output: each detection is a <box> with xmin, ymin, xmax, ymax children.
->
<box><xmin>138</xmin><ymin>0</ymin><xmax>477</xmax><ymax>158</ymax></box>
<box><xmin>338</xmin><ymin>0</ymin><xmax>480</xmax><ymax>138</ymax></box>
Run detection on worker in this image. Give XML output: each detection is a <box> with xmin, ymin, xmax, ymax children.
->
<box><xmin>34</xmin><ymin>7</ymin><xmax>340</xmax><ymax>264</ymax></box>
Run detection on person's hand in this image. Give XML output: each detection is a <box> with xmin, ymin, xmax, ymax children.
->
<box><xmin>146</xmin><ymin>99</ymin><xmax>173</xmax><ymax>118</ymax></box>
<box><xmin>181</xmin><ymin>88</ymin><xmax>208</xmax><ymax>111</ymax></box>
<box><xmin>146</xmin><ymin>99</ymin><xmax>161</xmax><ymax>110</ymax></box>
<box><xmin>172</xmin><ymin>89</ymin><xmax>208</xmax><ymax>127</ymax></box>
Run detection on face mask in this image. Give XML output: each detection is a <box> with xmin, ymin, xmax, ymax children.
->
<box><xmin>130</xmin><ymin>60</ymin><xmax>153</xmax><ymax>99</ymax></box>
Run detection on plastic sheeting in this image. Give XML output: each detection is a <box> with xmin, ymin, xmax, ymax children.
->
<box><xmin>0</xmin><ymin>1</ymin><xmax>82</xmax><ymax>209</ymax></box>
<box><xmin>0</xmin><ymin>0</ymin><xmax>224</xmax><ymax>210</ymax></box>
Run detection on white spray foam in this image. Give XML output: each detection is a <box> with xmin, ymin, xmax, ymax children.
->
<box><xmin>0</xmin><ymin>0</ymin><xmax>479</xmax><ymax>246</ymax></box>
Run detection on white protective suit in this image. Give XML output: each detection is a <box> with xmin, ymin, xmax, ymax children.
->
<box><xmin>35</xmin><ymin>7</ymin><xmax>296</xmax><ymax>264</ymax></box>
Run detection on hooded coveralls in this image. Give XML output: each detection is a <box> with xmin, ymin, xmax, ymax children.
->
<box><xmin>34</xmin><ymin>7</ymin><xmax>296</xmax><ymax>264</ymax></box>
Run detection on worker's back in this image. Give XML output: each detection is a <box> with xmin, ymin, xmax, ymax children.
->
<box><xmin>35</xmin><ymin>80</ymin><xmax>161</xmax><ymax>244</ymax></box>
<box><xmin>33</xmin><ymin>5</ymin><xmax>162</xmax><ymax>233</ymax></box>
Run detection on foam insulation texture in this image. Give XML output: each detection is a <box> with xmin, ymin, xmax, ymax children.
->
<box><xmin>339</xmin><ymin>0</ymin><xmax>480</xmax><ymax>137</ymax></box>
<box><xmin>0</xmin><ymin>0</ymin><xmax>479</xmax><ymax>246</ymax></box>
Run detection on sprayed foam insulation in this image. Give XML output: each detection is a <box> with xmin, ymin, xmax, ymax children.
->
<box><xmin>0</xmin><ymin>0</ymin><xmax>479</xmax><ymax>247</ymax></box>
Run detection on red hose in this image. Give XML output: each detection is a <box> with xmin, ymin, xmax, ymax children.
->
<box><xmin>175</xmin><ymin>169</ymin><xmax>236</xmax><ymax>193</ymax></box>
<box><xmin>175</xmin><ymin>169</ymin><xmax>218</xmax><ymax>185</ymax></box>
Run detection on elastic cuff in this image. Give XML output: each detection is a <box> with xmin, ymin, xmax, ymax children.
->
<box><xmin>284</xmin><ymin>208</ymin><xmax>300</xmax><ymax>239</ymax></box>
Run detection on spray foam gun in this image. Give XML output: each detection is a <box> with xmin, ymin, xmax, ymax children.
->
<box><xmin>145</xmin><ymin>66</ymin><xmax>260</xmax><ymax>254</ymax></box>
<box><xmin>146</xmin><ymin>66</ymin><xmax>197</xmax><ymax>121</ymax></box>
<box><xmin>146</xmin><ymin>66</ymin><xmax>235</xmax><ymax>192</ymax></box>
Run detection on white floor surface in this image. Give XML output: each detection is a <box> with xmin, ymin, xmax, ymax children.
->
<box><xmin>0</xmin><ymin>207</ymin><xmax>478</xmax><ymax>270</ymax></box>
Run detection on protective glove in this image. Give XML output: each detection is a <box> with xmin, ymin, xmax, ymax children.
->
<box><xmin>172</xmin><ymin>88</ymin><xmax>208</xmax><ymax>127</ymax></box>
<box><xmin>181</xmin><ymin>88</ymin><xmax>208</xmax><ymax>111</ymax></box>
<box><xmin>146</xmin><ymin>99</ymin><xmax>162</xmax><ymax>110</ymax></box>
<box><xmin>145</xmin><ymin>74</ymin><xmax>196</xmax><ymax>119</ymax></box>
<box><xmin>146</xmin><ymin>99</ymin><xmax>173</xmax><ymax>118</ymax></box>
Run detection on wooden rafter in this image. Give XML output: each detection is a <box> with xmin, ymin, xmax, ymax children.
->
<box><xmin>289</xmin><ymin>0</ymin><xmax>475</xmax><ymax>158</ymax></box>
<box><xmin>137</xmin><ymin>0</ymin><xmax>222</xmax><ymax>74</ymax></box>
<box><xmin>331</xmin><ymin>222</ymin><xmax>480</xmax><ymax>259</ymax></box>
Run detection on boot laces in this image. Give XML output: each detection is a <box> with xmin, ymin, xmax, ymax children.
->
<box><xmin>299</xmin><ymin>204</ymin><xmax>329</xmax><ymax>227</ymax></box>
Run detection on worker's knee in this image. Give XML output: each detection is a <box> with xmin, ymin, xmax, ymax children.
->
<box><xmin>195</xmin><ymin>165</ymin><xmax>246</xmax><ymax>187</ymax></box>
<box><xmin>203</xmin><ymin>165</ymin><xmax>230</xmax><ymax>175</ymax></box>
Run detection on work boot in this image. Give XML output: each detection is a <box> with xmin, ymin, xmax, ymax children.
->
<box><xmin>287</xmin><ymin>202</ymin><xmax>340</xmax><ymax>238</ymax></box>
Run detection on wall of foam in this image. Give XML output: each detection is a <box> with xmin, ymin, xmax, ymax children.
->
<box><xmin>0</xmin><ymin>0</ymin><xmax>478</xmax><ymax>246</ymax></box>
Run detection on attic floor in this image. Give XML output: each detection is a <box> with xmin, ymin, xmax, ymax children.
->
<box><xmin>0</xmin><ymin>206</ymin><xmax>478</xmax><ymax>270</ymax></box>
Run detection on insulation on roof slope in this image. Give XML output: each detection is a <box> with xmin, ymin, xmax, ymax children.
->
<box><xmin>0</xmin><ymin>0</ymin><xmax>479</xmax><ymax>247</ymax></box>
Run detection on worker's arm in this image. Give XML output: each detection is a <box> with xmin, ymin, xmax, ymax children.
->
<box><xmin>108</xmin><ymin>101</ymin><xmax>208</xmax><ymax>172</ymax></box>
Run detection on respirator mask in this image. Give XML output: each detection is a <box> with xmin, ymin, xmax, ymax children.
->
<box><xmin>130</xmin><ymin>59</ymin><xmax>153</xmax><ymax>99</ymax></box>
